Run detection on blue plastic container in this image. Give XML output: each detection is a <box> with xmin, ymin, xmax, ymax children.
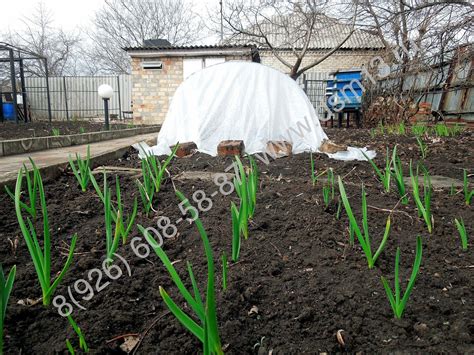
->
<box><xmin>325</xmin><ymin>70</ymin><xmax>363</xmax><ymax>111</ymax></box>
<box><xmin>2</xmin><ymin>103</ymin><xmax>15</xmax><ymax>120</ymax></box>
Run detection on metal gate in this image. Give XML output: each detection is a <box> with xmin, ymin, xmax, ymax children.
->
<box><xmin>299</xmin><ymin>72</ymin><xmax>329</xmax><ymax>119</ymax></box>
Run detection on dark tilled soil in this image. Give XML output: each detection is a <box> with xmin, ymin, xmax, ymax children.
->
<box><xmin>0</xmin><ymin>121</ymin><xmax>133</xmax><ymax>140</ymax></box>
<box><xmin>1</xmin><ymin>128</ymin><xmax>473</xmax><ymax>354</ymax></box>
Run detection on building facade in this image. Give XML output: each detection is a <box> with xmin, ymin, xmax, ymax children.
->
<box><xmin>125</xmin><ymin>21</ymin><xmax>384</xmax><ymax>125</ymax></box>
<box><xmin>125</xmin><ymin>45</ymin><xmax>258</xmax><ymax>124</ymax></box>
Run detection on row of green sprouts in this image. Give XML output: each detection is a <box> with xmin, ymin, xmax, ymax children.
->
<box><xmin>1</xmin><ymin>140</ymin><xmax>470</xmax><ymax>352</ymax></box>
<box><xmin>370</xmin><ymin>122</ymin><xmax>465</xmax><ymax>138</ymax></box>
<box><xmin>2</xmin><ymin>145</ymin><xmax>261</xmax><ymax>354</ymax></box>
<box><xmin>311</xmin><ymin>146</ymin><xmax>470</xmax><ymax>318</ymax></box>
<box><xmin>0</xmin><ymin>144</ymin><xmax>177</xmax><ymax>353</ymax></box>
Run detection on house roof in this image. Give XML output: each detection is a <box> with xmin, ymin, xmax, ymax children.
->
<box><xmin>124</xmin><ymin>44</ymin><xmax>259</xmax><ymax>61</ymax></box>
<box><xmin>226</xmin><ymin>14</ymin><xmax>385</xmax><ymax>50</ymax></box>
<box><xmin>124</xmin><ymin>44</ymin><xmax>256</xmax><ymax>51</ymax></box>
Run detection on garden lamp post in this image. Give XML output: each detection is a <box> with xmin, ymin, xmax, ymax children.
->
<box><xmin>98</xmin><ymin>84</ymin><xmax>113</xmax><ymax>130</ymax></box>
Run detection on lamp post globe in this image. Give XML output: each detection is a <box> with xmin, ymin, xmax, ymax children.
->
<box><xmin>98</xmin><ymin>84</ymin><xmax>113</xmax><ymax>130</ymax></box>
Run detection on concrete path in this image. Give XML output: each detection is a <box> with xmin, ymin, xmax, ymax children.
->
<box><xmin>0</xmin><ymin>132</ymin><xmax>157</xmax><ymax>186</ymax></box>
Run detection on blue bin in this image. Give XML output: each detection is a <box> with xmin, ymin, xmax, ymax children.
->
<box><xmin>325</xmin><ymin>70</ymin><xmax>363</xmax><ymax>111</ymax></box>
<box><xmin>2</xmin><ymin>103</ymin><xmax>15</xmax><ymax>120</ymax></box>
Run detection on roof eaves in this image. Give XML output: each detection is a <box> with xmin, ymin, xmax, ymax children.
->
<box><xmin>124</xmin><ymin>44</ymin><xmax>256</xmax><ymax>51</ymax></box>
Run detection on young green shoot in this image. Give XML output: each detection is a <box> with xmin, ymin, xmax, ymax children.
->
<box><xmin>5</xmin><ymin>160</ymin><xmax>38</xmax><ymax>218</ymax></box>
<box><xmin>52</xmin><ymin>128</ymin><xmax>60</xmax><ymax>136</ymax></box>
<box><xmin>231</xmin><ymin>201</ymin><xmax>241</xmax><ymax>262</ymax></box>
<box><xmin>322</xmin><ymin>168</ymin><xmax>335</xmax><ymax>209</ymax></box>
<box><xmin>0</xmin><ymin>265</ymin><xmax>16</xmax><ymax>354</ymax></box>
<box><xmin>15</xmin><ymin>165</ymin><xmax>77</xmax><ymax>305</ymax></box>
<box><xmin>68</xmin><ymin>145</ymin><xmax>91</xmax><ymax>192</ymax></box>
<box><xmin>138</xmin><ymin>190</ymin><xmax>223</xmax><ymax>354</ymax></box>
<box><xmin>222</xmin><ymin>253</ymin><xmax>228</xmax><ymax>291</ymax></box>
<box><xmin>143</xmin><ymin>144</ymin><xmax>179</xmax><ymax>193</ymax></box>
<box><xmin>449</xmin><ymin>183</ymin><xmax>456</xmax><ymax>196</ymax></box>
<box><xmin>104</xmin><ymin>178</ymin><xmax>121</xmax><ymax>264</ymax></box>
<box><xmin>415</xmin><ymin>136</ymin><xmax>427</xmax><ymax>159</ymax></box>
<box><xmin>66</xmin><ymin>339</ymin><xmax>75</xmax><ymax>354</ymax></box>
<box><xmin>233</xmin><ymin>156</ymin><xmax>249</xmax><ymax>239</ymax></box>
<box><xmin>322</xmin><ymin>185</ymin><xmax>330</xmax><ymax>208</ymax></box>
<box><xmin>328</xmin><ymin>168</ymin><xmax>335</xmax><ymax>200</ymax></box>
<box><xmin>411</xmin><ymin>124</ymin><xmax>427</xmax><ymax>136</ymax></box>
<box><xmin>338</xmin><ymin>177</ymin><xmax>391</xmax><ymax>269</ymax></box>
<box><xmin>137</xmin><ymin>159</ymin><xmax>156</xmax><ymax>215</ymax></box>
<box><xmin>390</xmin><ymin>146</ymin><xmax>408</xmax><ymax>205</ymax></box>
<box><xmin>381</xmin><ymin>236</ymin><xmax>423</xmax><ymax>319</ymax></box>
<box><xmin>246</xmin><ymin>155</ymin><xmax>258</xmax><ymax>219</ymax></box>
<box><xmin>91</xmin><ymin>171</ymin><xmax>136</xmax><ymax>244</ymax></box>
<box><xmin>114</xmin><ymin>176</ymin><xmax>138</xmax><ymax>244</ymax></box>
<box><xmin>397</xmin><ymin>122</ymin><xmax>406</xmax><ymax>135</ymax></box>
<box><xmin>233</xmin><ymin>155</ymin><xmax>258</xmax><ymax>221</ymax></box>
<box><xmin>463</xmin><ymin>169</ymin><xmax>473</xmax><ymax>205</ymax></box>
<box><xmin>454</xmin><ymin>218</ymin><xmax>468</xmax><ymax>251</ymax></box>
<box><xmin>362</xmin><ymin>148</ymin><xmax>391</xmax><ymax>193</ymax></box>
<box><xmin>66</xmin><ymin>314</ymin><xmax>89</xmax><ymax>353</ymax></box>
<box><xmin>410</xmin><ymin>162</ymin><xmax>433</xmax><ymax>233</ymax></box>
<box><xmin>433</xmin><ymin>123</ymin><xmax>449</xmax><ymax>137</ymax></box>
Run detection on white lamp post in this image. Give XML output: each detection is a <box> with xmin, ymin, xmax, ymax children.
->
<box><xmin>98</xmin><ymin>84</ymin><xmax>114</xmax><ymax>130</ymax></box>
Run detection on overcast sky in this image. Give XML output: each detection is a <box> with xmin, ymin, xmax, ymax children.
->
<box><xmin>0</xmin><ymin>0</ymin><xmax>215</xmax><ymax>33</ymax></box>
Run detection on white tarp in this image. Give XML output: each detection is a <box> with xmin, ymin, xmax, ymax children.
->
<box><xmin>138</xmin><ymin>61</ymin><xmax>375</xmax><ymax>161</ymax></box>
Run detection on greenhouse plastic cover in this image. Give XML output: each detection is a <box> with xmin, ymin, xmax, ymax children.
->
<box><xmin>136</xmin><ymin>61</ymin><xmax>375</xmax><ymax>161</ymax></box>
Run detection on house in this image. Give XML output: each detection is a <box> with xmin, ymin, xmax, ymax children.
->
<box><xmin>124</xmin><ymin>16</ymin><xmax>384</xmax><ymax>125</ymax></box>
<box><xmin>124</xmin><ymin>42</ymin><xmax>259</xmax><ymax>124</ymax></box>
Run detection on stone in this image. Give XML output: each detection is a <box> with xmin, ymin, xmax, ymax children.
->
<box><xmin>266</xmin><ymin>140</ymin><xmax>292</xmax><ymax>158</ymax></box>
<box><xmin>171</xmin><ymin>142</ymin><xmax>197</xmax><ymax>158</ymax></box>
<box><xmin>217</xmin><ymin>140</ymin><xmax>244</xmax><ymax>156</ymax></box>
<box><xmin>319</xmin><ymin>139</ymin><xmax>347</xmax><ymax>154</ymax></box>
<box><xmin>414</xmin><ymin>322</ymin><xmax>428</xmax><ymax>334</ymax></box>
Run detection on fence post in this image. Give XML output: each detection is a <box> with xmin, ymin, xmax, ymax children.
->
<box><xmin>63</xmin><ymin>76</ymin><xmax>69</xmax><ymax>121</ymax></box>
<box><xmin>44</xmin><ymin>59</ymin><xmax>52</xmax><ymax>122</ymax></box>
<box><xmin>303</xmin><ymin>73</ymin><xmax>308</xmax><ymax>94</ymax></box>
<box><xmin>19</xmin><ymin>59</ymin><xmax>28</xmax><ymax>122</ymax></box>
<box><xmin>9</xmin><ymin>48</ymin><xmax>18</xmax><ymax>124</ymax></box>
<box><xmin>117</xmin><ymin>75</ymin><xmax>122</xmax><ymax>120</ymax></box>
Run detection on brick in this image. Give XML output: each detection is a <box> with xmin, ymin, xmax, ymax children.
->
<box><xmin>266</xmin><ymin>141</ymin><xmax>292</xmax><ymax>158</ymax></box>
<box><xmin>217</xmin><ymin>140</ymin><xmax>245</xmax><ymax>156</ymax></box>
<box><xmin>171</xmin><ymin>142</ymin><xmax>197</xmax><ymax>158</ymax></box>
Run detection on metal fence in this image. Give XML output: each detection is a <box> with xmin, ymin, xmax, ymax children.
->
<box><xmin>299</xmin><ymin>72</ymin><xmax>330</xmax><ymax>118</ymax></box>
<box><xmin>375</xmin><ymin>45</ymin><xmax>473</xmax><ymax>122</ymax></box>
<box><xmin>24</xmin><ymin>75</ymin><xmax>132</xmax><ymax>120</ymax></box>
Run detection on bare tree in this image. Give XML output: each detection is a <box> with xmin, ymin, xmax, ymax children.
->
<box><xmin>357</xmin><ymin>0</ymin><xmax>473</xmax><ymax>126</ymax></box>
<box><xmin>3</xmin><ymin>1</ymin><xmax>80</xmax><ymax>76</ymax></box>
<box><xmin>357</xmin><ymin>0</ymin><xmax>472</xmax><ymax>63</ymax></box>
<box><xmin>85</xmin><ymin>0</ymin><xmax>203</xmax><ymax>74</ymax></box>
<box><xmin>215</xmin><ymin>0</ymin><xmax>361</xmax><ymax>79</ymax></box>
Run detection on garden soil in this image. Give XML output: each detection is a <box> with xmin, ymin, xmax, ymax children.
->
<box><xmin>1</xmin><ymin>128</ymin><xmax>473</xmax><ymax>354</ymax></box>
